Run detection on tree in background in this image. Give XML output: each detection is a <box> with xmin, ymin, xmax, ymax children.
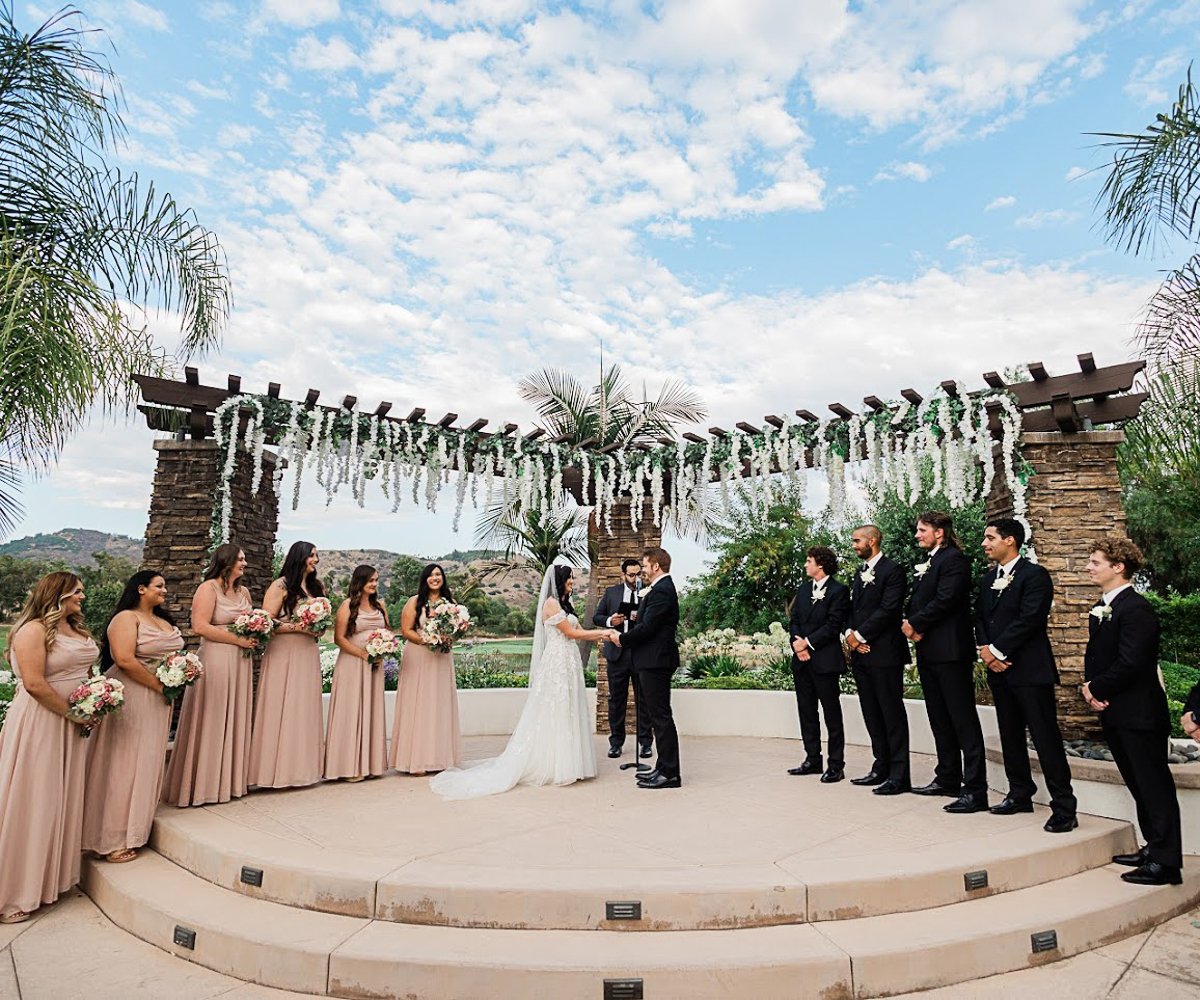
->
<box><xmin>76</xmin><ymin>550</ymin><xmax>139</xmax><ymax>638</ymax></box>
<box><xmin>0</xmin><ymin>4</ymin><xmax>229</xmax><ymax>536</ymax></box>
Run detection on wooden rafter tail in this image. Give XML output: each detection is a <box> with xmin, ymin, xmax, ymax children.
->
<box><xmin>828</xmin><ymin>403</ymin><xmax>854</xmax><ymax>420</ymax></box>
<box><xmin>267</xmin><ymin>383</ymin><xmax>281</xmax><ymax>398</ymax></box>
<box><xmin>524</xmin><ymin>428</ymin><xmax>546</xmax><ymax>441</ymax></box>
<box><xmin>599</xmin><ymin>441</ymin><xmax>623</xmax><ymax>454</ymax></box>
<box><xmin>862</xmin><ymin>396</ymin><xmax>885</xmax><ymax>412</ymax></box>
<box><xmin>342</xmin><ymin>395</ymin><xmax>358</xmax><ymax>411</ymax></box>
<box><xmin>657</xmin><ymin>436</ymin><xmax>675</xmax><ymax>445</ymax></box>
<box><xmin>900</xmin><ymin>388</ymin><xmax>923</xmax><ymax>405</ymax></box>
<box><xmin>795</xmin><ymin>409</ymin><xmax>819</xmax><ymax>422</ymax></box>
<box><xmin>735</xmin><ymin>421</ymin><xmax>760</xmax><ymax>434</ymax></box>
<box><xmin>682</xmin><ymin>432</ymin><xmax>705</xmax><ymax>443</ymax></box>
<box><xmin>405</xmin><ymin>407</ymin><xmax>425</xmax><ymax>423</ymax></box>
<box><xmin>227</xmin><ymin>374</ymin><xmax>241</xmax><ymax>394</ymax></box>
<box><xmin>499</xmin><ymin>422</ymin><xmax>518</xmax><ymax>436</ymax></box>
<box><xmin>1028</xmin><ymin>361</ymin><xmax>1049</xmax><ymax>382</ymax></box>
<box><xmin>763</xmin><ymin>414</ymin><xmax>784</xmax><ymax>428</ymax></box>
<box><xmin>466</xmin><ymin>418</ymin><xmax>488</xmax><ymax>432</ymax></box>
<box><xmin>708</xmin><ymin>426</ymin><xmax>730</xmax><ymax>438</ymax></box>
<box><xmin>184</xmin><ymin>367</ymin><xmax>199</xmax><ymax>386</ymax></box>
<box><xmin>549</xmin><ymin>433</ymin><xmax>573</xmax><ymax>444</ymax></box>
<box><xmin>1050</xmin><ymin>392</ymin><xmax>1083</xmax><ymax>433</ymax></box>
<box><xmin>437</xmin><ymin>412</ymin><xmax>457</xmax><ymax>428</ymax></box>
<box><xmin>939</xmin><ymin>380</ymin><xmax>958</xmax><ymax>396</ymax></box>
<box><xmin>1078</xmin><ymin>353</ymin><xmax>1097</xmax><ymax>374</ymax></box>
<box><xmin>982</xmin><ymin>371</ymin><xmax>1005</xmax><ymax>389</ymax></box>
<box><xmin>374</xmin><ymin>402</ymin><xmax>392</xmax><ymax>418</ymax></box>
<box><xmin>304</xmin><ymin>389</ymin><xmax>320</xmax><ymax>408</ymax></box>
<box><xmin>576</xmin><ymin>437</ymin><xmax>599</xmax><ymax>448</ymax></box>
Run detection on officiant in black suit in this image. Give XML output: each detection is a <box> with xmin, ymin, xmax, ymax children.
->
<box><xmin>845</xmin><ymin>525</ymin><xmax>911</xmax><ymax>794</ymax></box>
<box><xmin>1082</xmin><ymin>536</ymin><xmax>1182</xmax><ymax>886</ymax></box>
<box><xmin>613</xmin><ymin>547</ymin><xmax>681</xmax><ymax>789</ymax></box>
<box><xmin>593</xmin><ymin>557</ymin><xmax>653</xmax><ymax>759</ymax></box>
<box><xmin>787</xmin><ymin>546</ymin><xmax>851</xmax><ymax>783</ymax></box>
<box><xmin>903</xmin><ymin>511</ymin><xmax>988</xmax><ymax>814</ymax></box>
<box><xmin>974</xmin><ymin>518</ymin><xmax>1077</xmax><ymax>833</ymax></box>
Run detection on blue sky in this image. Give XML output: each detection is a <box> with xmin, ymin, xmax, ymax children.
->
<box><xmin>12</xmin><ymin>0</ymin><xmax>1199</xmax><ymax>582</ymax></box>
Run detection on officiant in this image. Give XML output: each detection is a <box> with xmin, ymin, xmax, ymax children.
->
<box><xmin>593</xmin><ymin>558</ymin><xmax>653</xmax><ymax>760</ymax></box>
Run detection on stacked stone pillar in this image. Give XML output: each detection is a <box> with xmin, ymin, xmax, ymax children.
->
<box><xmin>142</xmin><ymin>440</ymin><xmax>279</xmax><ymax>650</ymax></box>
<box><xmin>986</xmin><ymin>430</ymin><xmax>1126</xmax><ymax>740</ymax></box>
<box><xmin>586</xmin><ymin>500</ymin><xmax>662</xmax><ymax>733</ymax></box>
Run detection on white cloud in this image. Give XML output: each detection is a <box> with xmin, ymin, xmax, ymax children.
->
<box><xmin>261</xmin><ymin>0</ymin><xmax>340</xmax><ymax>28</ymax></box>
<box><xmin>874</xmin><ymin>160</ymin><xmax>933</xmax><ymax>183</ymax></box>
<box><xmin>1125</xmin><ymin>52</ymin><xmax>1187</xmax><ymax>105</ymax></box>
<box><xmin>291</xmin><ymin>34</ymin><xmax>359</xmax><ymax>72</ymax></box>
<box><xmin>985</xmin><ymin>195</ymin><xmax>1017</xmax><ymax>211</ymax></box>
<box><xmin>1014</xmin><ymin>208</ymin><xmax>1081</xmax><ymax>229</ymax></box>
<box><xmin>217</xmin><ymin>124</ymin><xmax>257</xmax><ymax>148</ymax></box>
<box><xmin>1065</xmin><ymin>165</ymin><xmax>1089</xmax><ymax>181</ymax></box>
<box><xmin>187</xmin><ymin>80</ymin><xmax>232</xmax><ymax>101</ymax></box>
<box><xmin>946</xmin><ymin>234</ymin><xmax>976</xmax><ymax>251</ymax></box>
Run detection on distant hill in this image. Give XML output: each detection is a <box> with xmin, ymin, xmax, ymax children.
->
<box><xmin>0</xmin><ymin>529</ymin><xmax>144</xmax><ymax>568</ymax></box>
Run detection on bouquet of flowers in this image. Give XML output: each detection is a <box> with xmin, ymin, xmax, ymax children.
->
<box><xmin>66</xmin><ymin>673</ymin><xmax>125</xmax><ymax>737</ymax></box>
<box><xmin>420</xmin><ymin>602</ymin><xmax>472</xmax><ymax>653</ymax></box>
<box><xmin>156</xmin><ymin>651</ymin><xmax>204</xmax><ymax>703</ymax></box>
<box><xmin>295</xmin><ymin>596</ymin><xmax>334</xmax><ymax>636</ymax></box>
<box><xmin>363</xmin><ymin>628</ymin><xmax>401</xmax><ymax>666</ymax></box>
<box><xmin>230</xmin><ymin>608</ymin><xmax>275</xmax><ymax>656</ymax></box>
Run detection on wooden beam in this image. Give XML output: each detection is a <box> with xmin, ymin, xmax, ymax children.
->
<box><xmin>795</xmin><ymin>409</ymin><xmax>819</xmax><ymax>422</ymax></box>
<box><xmin>1028</xmin><ymin>361</ymin><xmax>1049</xmax><ymax>382</ymax></box>
<box><xmin>1050</xmin><ymin>392</ymin><xmax>1083</xmax><ymax>433</ymax></box>
<box><xmin>227</xmin><ymin>374</ymin><xmax>241</xmax><ymax>394</ymax></box>
<box><xmin>551</xmin><ymin>434</ymin><xmax>574</xmax><ymax>444</ymax></box>
<box><xmin>374</xmin><ymin>402</ymin><xmax>392</xmax><ymax>418</ymax></box>
<box><xmin>1002</xmin><ymin>359</ymin><xmax>1144</xmax><ymax>408</ymax></box>
<box><xmin>862</xmin><ymin>396</ymin><xmax>885</xmax><ymax>411</ymax></box>
<box><xmin>900</xmin><ymin>389</ymin><xmax>923</xmax><ymax>405</ymax></box>
<box><xmin>577</xmin><ymin>436</ymin><xmax>599</xmax><ymax>448</ymax></box>
<box><xmin>437</xmin><ymin>412</ymin><xmax>458</xmax><ymax>428</ymax></box>
<box><xmin>735</xmin><ymin>421</ymin><xmax>761</xmax><ymax>435</ymax></box>
<box><xmin>763</xmin><ymin>414</ymin><xmax>785</xmax><ymax>428</ymax></box>
<box><xmin>500</xmin><ymin>422</ymin><xmax>518</xmax><ymax>436</ymax></box>
<box><xmin>524</xmin><ymin>428</ymin><xmax>545</xmax><ymax>441</ymax></box>
<box><xmin>1078</xmin><ymin>353</ymin><xmax>1096</xmax><ymax>374</ymax></box>
<box><xmin>184</xmin><ymin>367</ymin><xmax>199</xmax><ymax>386</ymax></box>
<box><xmin>939</xmin><ymin>380</ymin><xmax>959</xmax><ymax>396</ymax></box>
<box><xmin>189</xmin><ymin>404</ymin><xmax>207</xmax><ymax>440</ymax></box>
<box><xmin>304</xmin><ymin>389</ymin><xmax>320</xmax><ymax>407</ymax></box>
<box><xmin>267</xmin><ymin>383</ymin><xmax>281</xmax><ymax>398</ymax></box>
<box><xmin>828</xmin><ymin>403</ymin><xmax>854</xmax><ymax>420</ymax></box>
<box><xmin>657</xmin><ymin>436</ymin><xmax>675</xmax><ymax>445</ymax></box>
<box><xmin>342</xmin><ymin>395</ymin><xmax>357</xmax><ymax>411</ymax></box>
<box><xmin>708</xmin><ymin>427</ymin><xmax>730</xmax><ymax>437</ymax></box>
<box><xmin>1009</xmin><ymin>392</ymin><xmax>1148</xmax><ymax>433</ymax></box>
<box><xmin>982</xmin><ymin>371</ymin><xmax>1005</xmax><ymax>388</ymax></box>
<box><xmin>405</xmin><ymin>407</ymin><xmax>425</xmax><ymax>422</ymax></box>
<box><xmin>682</xmin><ymin>432</ymin><xmax>706</xmax><ymax>443</ymax></box>
<box><xmin>466</xmin><ymin>418</ymin><xmax>489</xmax><ymax>432</ymax></box>
<box><xmin>599</xmin><ymin>441</ymin><xmax>623</xmax><ymax>454</ymax></box>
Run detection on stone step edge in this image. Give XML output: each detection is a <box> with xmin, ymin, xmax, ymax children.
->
<box><xmin>150</xmin><ymin>806</ymin><xmax>1135</xmax><ymax>927</ymax></box>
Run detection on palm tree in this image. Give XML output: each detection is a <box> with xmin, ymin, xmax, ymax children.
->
<box><xmin>1093</xmin><ymin>68</ymin><xmax>1200</xmax><ymax>365</ymax></box>
<box><xmin>0</xmin><ymin>4</ymin><xmax>230</xmax><ymax>536</ymax></box>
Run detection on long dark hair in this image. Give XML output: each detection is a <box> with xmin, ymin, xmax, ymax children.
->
<box><xmin>203</xmin><ymin>542</ymin><xmax>243</xmax><ymax>590</ymax></box>
<box><xmin>415</xmin><ymin>563</ymin><xmax>453</xmax><ymax>627</ymax></box>
<box><xmin>917</xmin><ymin>510</ymin><xmax>961</xmax><ymax>551</ymax></box>
<box><xmin>553</xmin><ymin>564</ymin><xmax>575</xmax><ymax>616</ymax></box>
<box><xmin>279</xmin><ymin>540</ymin><xmax>325</xmax><ymax>618</ymax></box>
<box><xmin>100</xmin><ymin>571</ymin><xmax>177</xmax><ymax>671</ymax></box>
<box><xmin>346</xmin><ymin>564</ymin><xmax>387</xmax><ymax>635</ymax></box>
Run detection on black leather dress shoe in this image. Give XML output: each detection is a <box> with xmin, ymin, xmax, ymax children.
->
<box><xmin>636</xmin><ymin>769</ymin><xmax>660</xmax><ymax>783</ymax></box>
<box><xmin>639</xmin><ymin>774</ymin><xmax>682</xmax><ymax>789</ymax></box>
<box><xmin>1112</xmin><ymin>846</ymin><xmax>1150</xmax><ymax>867</ymax></box>
<box><xmin>820</xmin><ymin>768</ymin><xmax>845</xmax><ymax>784</ymax></box>
<box><xmin>911</xmin><ymin>781</ymin><xmax>961</xmax><ymax>797</ymax></box>
<box><xmin>639</xmin><ymin>745</ymin><xmax>653</xmax><ymax>758</ymax></box>
<box><xmin>787</xmin><ymin>759</ymin><xmax>823</xmax><ymax>776</ymax></box>
<box><xmin>850</xmin><ymin>771</ymin><xmax>885</xmax><ymax>786</ymax></box>
<box><xmin>989</xmin><ymin>796</ymin><xmax>1034</xmax><ymax>815</ymax></box>
<box><xmin>873</xmin><ymin>779</ymin><xmax>911</xmax><ymax>796</ymax></box>
<box><xmin>1043</xmin><ymin>814</ymin><xmax>1078</xmax><ymax>834</ymax></box>
<box><xmin>607</xmin><ymin>747</ymin><xmax>622</xmax><ymax>759</ymax></box>
<box><xmin>1120</xmin><ymin>861</ymin><xmax>1183</xmax><ymax>886</ymax></box>
<box><xmin>943</xmin><ymin>794</ymin><xmax>989</xmax><ymax>814</ymax></box>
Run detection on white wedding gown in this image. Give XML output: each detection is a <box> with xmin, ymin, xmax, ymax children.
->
<box><xmin>429</xmin><ymin>606</ymin><xmax>597</xmax><ymax>799</ymax></box>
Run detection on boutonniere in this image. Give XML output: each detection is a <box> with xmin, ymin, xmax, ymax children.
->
<box><xmin>991</xmin><ymin>574</ymin><xmax>1013</xmax><ymax>592</ymax></box>
<box><xmin>1089</xmin><ymin>604</ymin><xmax>1112</xmax><ymax>623</ymax></box>
<box><xmin>637</xmin><ymin>586</ymin><xmax>653</xmax><ymax>600</ymax></box>
<box><xmin>811</xmin><ymin>587</ymin><xmax>826</xmax><ymax>602</ymax></box>
<box><xmin>914</xmin><ymin>560</ymin><xmax>931</xmax><ymax>578</ymax></box>
<box><xmin>859</xmin><ymin>568</ymin><xmax>876</xmax><ymax>585</ymax></box>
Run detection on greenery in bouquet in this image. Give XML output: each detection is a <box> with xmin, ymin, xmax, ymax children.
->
<box><xmin>155</xmin><ymin>651</ymin><xmax>203</xmax><ymax>703</ymax></box>
<box><xmin>230</xmin><ymin>609</ymin><xmax>274</xmax><ymax>656</ymax></box>
<box><xmin>295</xmin><ymin>597</ymin><xmax>334</xmax><ymax>636</ymax></box>
<box><xmin>421</xmin><ymin>602</ymin><xmax>472</xmax><ymax>653</ymax></box>
<box><xmin>66</xmin><ymin>672</ymin><xmax>124</xmax><ymax>737</ymax></box>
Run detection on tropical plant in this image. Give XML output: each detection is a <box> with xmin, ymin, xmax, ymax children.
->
<box><xmin>474</xmin><ymin>488</ymin><xmax>591</xmax><ymax>578</ymax></box>
<box><xmin>0</xmin><ymin>4</ymin><xmax>229</xmax><ymax>536</ymax></box>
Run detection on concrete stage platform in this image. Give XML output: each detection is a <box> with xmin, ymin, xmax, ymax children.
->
<box><xmin>78</xmin><ymin>735</ymin><xmax>1200</xmax><ymax>999</ymax></box>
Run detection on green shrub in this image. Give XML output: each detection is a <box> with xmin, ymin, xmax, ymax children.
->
<box><xmin>455</xmin><ymin>667</ymin><xmax>530</xmax><ymax>689</ymax></box>
<box><xmin>1148</xmin><ymin>593</ymin><xmax>1200</xmax><ymax>668</ymax></box>
<box><xmin>1162</xmin><ymin>660</ymin><xmax>1199</xmax><ymax>738</ymax></box>
<box><xmin>686</xmin><ymin>654</ymin><xmax>744</xmax><ymax>680</ymax></box>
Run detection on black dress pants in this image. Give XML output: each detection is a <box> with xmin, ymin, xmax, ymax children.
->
<box><xmin>853</xmin><ymin>660</ymin><xmax>910</xmax><ymax>783</ymax></box>
<box><xmin>1102</xmin><ymin>719</ymin><xmax>1183</xmax><ymax>868</ymax></box>
<box><xmin>990</xmin><ymin>681</ymin><xmax>1076</xmax><ymax>818</ymax></box>
<box><xmin>637</xmin><ymin>667</ymin><xmax>680</xmax><ymax>779</ymax></box>
<box><xmin>792</xmin><ymin>664</ymin><xmax>844</xmax><ymax>769</ymax></box>
<box><xmin>917</xmin><ymin>659</ymin><xmax>986</xmax><ymax>796</ymax></box>
<box><xmin>606</xmin><ymin>654</ymin><xmax>652</xmax><ymax>750</ymax></box>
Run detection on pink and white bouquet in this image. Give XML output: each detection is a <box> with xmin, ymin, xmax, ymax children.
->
<box><xmin>420</xmin><ymin>602</ymin><xmax>472</xmax><ymax>653</ymax></box>
<box><xmin>230</xmin><ymin>608</ymin><xmax>274</xmax><ymax>656</ymax></box>
<box><xmin>295</xmin><ymin>596</ymin><xmax>334</xmax><ymax>636</ymax></box>
<box><xmin>156</xmin><ymin>651</ymin><xmax>204</xmax><ymax>703</ymax></box>
<box><xmin>67</xmin><ymin>673</ymin><xmax>125</xmax><ymax>737</ymax></box>
<box><xmin>363</xmin><ymin>628</ymin><xmax>401</xmax><ymax>667</ymax></box>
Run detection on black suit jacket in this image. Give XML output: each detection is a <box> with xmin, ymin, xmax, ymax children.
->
<box><xmin>789</xmin><ymin>577</ymin><xmax>851</xmax><ymax>675</ymax></box>
<box><xmin>1084</xmin><ymin>588</ymin><xmax>1167</xmax><ymax>732</ymax></box>
<box><xmin>620</xmin><ymin>575</ymin><xmax>680</xmax><ymax>674</ymax></box>
<box><xmin>905</xmin><ymin>546</ymin><xmax>974</xmax><ymax>665</ymax></box>
<box><xmin>593</xmin><ymin>582</ymin><xmax>636</xmax><ymax>663</ymax></box>
<box><xmin>1184</xmin><ymin>682</ymin><xmax>1200</xmax><ymax>726</ymax></box>
<box><xmin>974</xmin><ymin>559</ymin><xmax>1058</xmax><ymax>687</ymax></box>
<box><xmin>849</xmin><ymin>556</ymin><xmax>910</xmax><ymax>667</ymax></box>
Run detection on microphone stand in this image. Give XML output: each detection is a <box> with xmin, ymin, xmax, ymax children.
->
<box><xmin>619</xmin><ymin>577</ymin><xmax>651</xmax><ymax>774</ymax></box>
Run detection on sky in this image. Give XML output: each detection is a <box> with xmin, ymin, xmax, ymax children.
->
<box><xmin>11</xmin><ymin>0</ymin><xmax>1198</xmax><ymax>583</ymax></box>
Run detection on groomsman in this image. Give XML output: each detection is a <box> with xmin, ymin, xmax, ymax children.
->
<box><xmin>975</xmin><ymin>518</ymin><xmax>1077</xmax><ymax>832</ymax></box>
<box><xmin>787</xmin><ymin>547</ymin><xmax>851</xmax><ymax>783</ymax></box>
<box><xmin>845</xmin><ymin>525</ymin><xmax>911</xmax><ymax>795</ymax></box>
<box><xmin>902</xmin><ymin>511</ymin><xmax>988</xmax><ymax>813</ymax></box>
<box><xmin>1183</xmin><ymin>683</ymin><xmax>1200</xmax><ymax>742</ymax></box>
<box><xmin>1082</xmin><ymin>537</ymin><xmax>1182</xmax><ymax>886</ymax></box>
<box><xmin>593</xmin><ymin>557</ymin><xmax>652</xmax><ymax>760</ymax></box>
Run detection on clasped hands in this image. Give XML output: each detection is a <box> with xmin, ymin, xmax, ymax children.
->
<box><xmin>1182</xmin><ymin>712</ymin><xmax>1200</xmax><ymax>744</ymax></box>
<box><xmin>977</xmin><ymin>645</ymin><xmax>1010</xmax><ymax>674</ymax></box>
<box><xmin>900</xmin><ymin>619</ymin><xmax>923</xmax><ymax>643</ymax></box>
<box><xmin>844</xmin><ymin>632</ymin><xmax>871</xmax><ymax>655</ymax></box>
<box><xmin>790</xmin><ymin>637</ymin><xmax>812</xmax><ymax>662</ymax></box>
<box><xmin>1080</xmin><ymin>681</ymin><xmax>1109</xmax><ymax>712</ymax></box>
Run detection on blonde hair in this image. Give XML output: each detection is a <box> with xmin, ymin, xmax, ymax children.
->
<box><xmin>5</xmin><ymin>571</ymin><xmax>90</xmax><ymax>664</ymax></box>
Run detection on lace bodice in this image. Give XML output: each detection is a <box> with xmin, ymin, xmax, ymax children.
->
<box><xmin>542</xmin><ymin>611</ymin><xmax>577</xmax><ymax>646</ymax></box>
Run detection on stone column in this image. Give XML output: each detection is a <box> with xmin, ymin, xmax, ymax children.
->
<box><xmin>986</xmin><ymin>431</ymin><xmax>1126</xmax><ymax>739</ymax></box>
<box><xmin>586</xmin><ymin>500</ymin><xmax>663</xmax><ymax>733</ymax></box>
<box><xmin>142</xmin><ymin>440</ymin><xmax>279</xmax><ymax>650</ymax></box>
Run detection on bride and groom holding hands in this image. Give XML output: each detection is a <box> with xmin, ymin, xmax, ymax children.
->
<box><xmin>430</xmin><ymin>547</ymin><xmax>682</xmax><ymax>799</ymax></box>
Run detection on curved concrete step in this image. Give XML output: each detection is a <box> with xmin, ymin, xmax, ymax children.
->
<box><xmin>80</xmin><ymin>847</ymin><xmax>1200</xmax><ymax>999</ymax></box>
<box><xmin>151</xmin><ymin>805</ymin><xmax>1136</xmax><ymax>928</ymax></box>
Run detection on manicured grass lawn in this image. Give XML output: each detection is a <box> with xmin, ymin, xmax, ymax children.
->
<box><xmin>470</xmin><ymin>637</ymin><xmax>534</xmax><ymax>654</ymax></box>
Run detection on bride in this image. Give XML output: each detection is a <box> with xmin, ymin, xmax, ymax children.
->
<box><xmin>430</xmin><ymin>562</ymin><xmax>617</xmax><ymax>799</ymax></box>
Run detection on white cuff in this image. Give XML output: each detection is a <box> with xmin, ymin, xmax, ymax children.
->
<box><xmin>605</xmin><ymin>615</ymin><xmax>616</xmax><ymax>627</ymax></box>
<box><xmin>988</xmin><ymin>644</ymin><xmax>1006</xmax><ymax>661</ymax></box>
<box><xmin>853</xmin><ymin>630</ymin><xmax>866</xmax><ymax>643</ymax></box>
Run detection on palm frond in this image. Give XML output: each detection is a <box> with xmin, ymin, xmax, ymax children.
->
<box><xmin>0</xmin><ymin>451</ymin><xmax>23</xmax><ymax>538</ymax></box>
<box><xmin>1117</xmin><ymin>361</ymin><xmax>1200</xmax><ymax>484</ymax></box>
<box><xmin>1091</xmin><ymin>66</ymin><xmax>1200</xmax><ymax>256</ymax></box>
<box><xmin>1136</xmin><ymin>252</ymin><xmax>1200</xmax><ymax>365</ymax></box>
<box><xmin>518</xmin><ymin>368</ymin><xmax>591</xmax><ymax>441</ymax></box>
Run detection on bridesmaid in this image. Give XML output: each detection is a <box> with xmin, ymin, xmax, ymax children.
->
<box><xmin>389</xmin><ymin>563</ymin><xmax>462</xmax><ymax>775</ymax></box>
<box><xmin>82</xmin><ymin>571</ymin><xmax>182</xmax><ymax>862</ymax></box>
<box><xmin>324</xmin><ymin>565</ymin><xmax>388</xmax><ymax>782</ymax></box>
<box><xmin>162</xmin><ymin>544</ymin><xmax>257</xmax><ymax>807</ymax></box>
<box><xmin>248</xmin><ymin>541</ymin><xmax>324</xmax><ymax>789</ymax></box>
<box><xmin>0</xmin><ymin>573</ymin><xmax>98</xmax><ymax>923</ymax></box>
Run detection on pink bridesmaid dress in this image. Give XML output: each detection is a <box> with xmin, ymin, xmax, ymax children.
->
<box><xmin>82</xmin><ymin>618</ymin><xmax>183</xmax><ymax>854</ymax></box>
<box><xmin>0</xmin><ymin>630</ymin><xmax>98</xmax><ymax>918</ymax></box>
<box><xmin>162</xmin><ymin>583</ymin><xmax>254</xmax><ymax>806</ymax></box>
<box><xmin>323</xmin><ymin>607</ymin><xmax>388</xmax><ymax>780</ymax></box>
<box><xmin>389</xmin><ymin>616</ymin><xmax>461</xmax><ymax>773</ymax></box>
<box><xmin>247</xmin><ymin>615</ymin><xmax>323</xmax><ymax>789</ymax></box>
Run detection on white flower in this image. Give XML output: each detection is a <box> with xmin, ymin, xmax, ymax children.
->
<box><xmin>991</xmin><ymin>574</ymin><xmax>1013</xmax><ymax>592</ymax></box>
<box><xmin>859</xmin><ymin>568</ymin><xmax>876</xmax><ymax>586</ymax></box>
<box><xmin>637</xmin><ymin>586</ymin><xmax>653</xmax><ymax>599</ymax></box>
<box><xmin>914</xmin><ymin>561</ymin><xmax>931</xmax><ymax>578</ymax></box>
<box><xmin>1090</xmin><ymin>604</ymin><xmax>1112</xmax><ymax>622</ymax></box>
<box><xmin>811</xmin><ymin>587</ymin><xmax>826</xmax><ymax>602</ymax></box>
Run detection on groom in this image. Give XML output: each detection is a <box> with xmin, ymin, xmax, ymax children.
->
<box><xmin>613</xmin><ymin>546</ymin><xmax>682</xmax><ymax>789</ymax></box>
